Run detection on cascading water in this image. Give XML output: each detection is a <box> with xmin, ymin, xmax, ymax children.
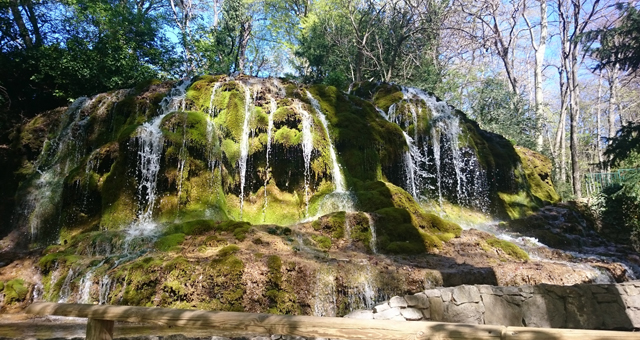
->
<box><xmin>131</xmin><ymin>79</ymin><xmax>191</xmax><ymax>237</ymax></box>
<box><xmin>366</xmin><ymin>213</ymin><xmax>378</xmax><ymax>254</ymax></box>
<box><xmin>263</xmin><ymin>96</ymin><xmax>277</xmax><ymax>221</ymax></box>
<box><xmin>297</xmin><ymin>102</ymin><xmax>314</xmax><ymax>216</ymax></box>
<box><xmin>238</xmin><ymin>84</ymin><xmax>254</xmax><ymax>218</ymax></box>
<box><xmin>306</xmin><ymin>91</ymin><xmax>345</xmax><ymax>192</ymax></box>
<box><xmin>16</xmin><ymin>97</ymin><xmax>91</xmax><ymax>240</ymax></box>
<box><xmin>345</xmin><ymin>264</ymin><xmax>379</xmax><ymax>311</ymax></box>
<box><xmin>313</xmin><ymin>267</ymin><xmax>337</xmax><ymax>317</ymax></box>
<box><xmin>376</xmin><ymin>86</ymin><xmax>490</xmax><ymax>209</ymax></box>
<box><xmin>306</xmin><ymin>91</ymin><xmax>357</xmax><ymax>218</ymax></box>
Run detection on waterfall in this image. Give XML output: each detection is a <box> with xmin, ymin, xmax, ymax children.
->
<box><xmin>306</xmin><ymin>91</ymin><xmax>345</xmax><ymax>192</ymax></box>
<box><xmin>78</xmin><ymin>270</ymin><xmax>94</xmax><ymax>304</ymax></box>
<box><xmin>313</xmin><ymin>267</ymin><xmax>337</xmax><ymax>317</ymax></box>
<box><xmin>376</xmin><ymin>86</ymin><xmax>490</xmax><ymax>209</ymax></box>
<box><xmin>131</xmin><ymin>79</ymin><xmax>191</xmax><ymax>237</ymax></box>
<box><xmin>17</xmin><ymin>97</ymin><xmax>90</xmax><ymax>240</ymax></box>
<box><xmin>402</xmin><ymin>132</ymin><xmax>418</xmax><ymax>198</ymax></box>
<box><xmin>176</xmin><ymin>113</ymin><xmax>188</xmax><ymax>210</ymax></box>
<box><xmin>263</xmin><ymin>96</ymin><xmax>277</xmax><ymax>221</ymax></box>
<box><xmin>345</xmin><ymin>264</ymin><xmax>378</xmax><ymax>311</ymax></box>
<box><xmin>57</xmin><ymin>268</ymin><xmax>76</xmax><ymax>303</ymax></box>
<box><xmin>366</xmin><ymin>213</ymin><xmax>377</xmax><ymax>254</ymax></box>
<box><xmin>297</xmin><ymin>102</ymin><xmax>314</xmax><ymax>216</ymax></box>
<box><xmin>98</xmin><ymin>274</ymin><xmax>112</xmax><ymax>305</ymax></box>
<box><xmin>238</xmin><ymin>84</ymin><xmax>254</xmax><ymax>218</ymax></box>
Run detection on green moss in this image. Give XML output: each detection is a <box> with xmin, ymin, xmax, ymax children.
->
<box><xmin>217</xmin><ymin>244</ymin><xmax>240</xmax><ymax>257</ymax></box>
<box><xmin>3</xmin><ymin>279</ymin><xmax>29</xmax><ymax>304</ymax></box>
<box><xmin>273</xmin><ymin>126</ymin><xmax>301</xmax><ymax>147</ymax></box>
<box><xmin>372</xmin><ymin>84</ymin><xmax>404</xmax><ymax>112</ymax></box>
<box><xmin>312</xmin><ymin>211</ymin><xmax>346</xmax><ymax>239</ymax></box>
<box><xmin>486</xmin><ymin>237</ymin><xmax>529</xmax><ymax>261</ymax></box>
<box><xmin>515</xmin><ymin>146</ymin><xmax>560</xmax><ymax>204</ymax></box>
<box><xmin>311</xmin><ymin>235</ymin><xmax>332</xmax><ymax>250</ymax></box>
<box><xmin>154</xmin><ymin>233</ymin><xmax>185</xmax><ymax>251</ymax></box>
<box><xmin>264</xmin><ymin>255</ymin><xmax>299</xmax><ymax>314</ymax></box>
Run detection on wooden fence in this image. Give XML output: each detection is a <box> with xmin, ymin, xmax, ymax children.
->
<box><xmin>24</xmin><ymin>302</ymin><xmax>640</xmax><ymax>340</ymax></box>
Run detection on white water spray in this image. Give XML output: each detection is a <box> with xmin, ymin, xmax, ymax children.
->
<box><xmin>306</xmin><ymin>91</ymin><xmax>345</xmax><ymax>192</ymax></box>
<box><xmin>238</xmin><ymin>84</ymin><xmax>254</xmax><ymax>218</ymax></box>
<box><xmin>131</xmin><ymin>79</ymin><xmax>191</xmax><ymax>237</ymax></box>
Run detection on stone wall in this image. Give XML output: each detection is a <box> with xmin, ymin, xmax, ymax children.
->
<box><xmin>345</xmin><ymin>282</ymin><xmax>640</xmax><ymax>330</ymax></box>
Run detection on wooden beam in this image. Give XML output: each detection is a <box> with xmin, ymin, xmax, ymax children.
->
<box><xmin>25</xmin><ymin>303</ymin><xmax>640</xmax><ymax>340</ymax></box>
<box><xmin>86</xmin><ymin>318</ymin><xmax>114</xmax><ymax>340</ymax></box>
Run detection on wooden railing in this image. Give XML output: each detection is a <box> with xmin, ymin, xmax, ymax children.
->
<box><xmin>25</xmin><ymin>302</ymin><xmax>640</xmax><ymax>340</ymax></box>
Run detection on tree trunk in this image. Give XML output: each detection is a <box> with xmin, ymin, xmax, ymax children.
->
<box><xmin>597</xmin><ymin>74</ymin><xmax>603</xmax><ymax>168</ymax></box>
<box><xmin>236</xmin><ymin>19</ymin><xmax>252</xmax><ymax>74</ymax></box>
<box><xmin>9</xmin><ymin>0</ymin><xmax>33</xmax><ymax>48</ymax></box>
<box><xmin>534</xmin><ymin>0</ymin><xmax>548</xmax><ymax>151</ymax></box>
<box><xmin>569</xmin><ymin>46</ymin><xmax>581</xmax><ymax>198</ymax></box>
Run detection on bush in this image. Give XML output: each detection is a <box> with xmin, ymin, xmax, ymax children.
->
<box><xmin>598</xmin><ymin>180</ymin><xmax>640</xmax><ymax>248</ymax></box>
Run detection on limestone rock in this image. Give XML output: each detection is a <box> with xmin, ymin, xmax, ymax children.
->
<box><xmin>565</xmin><ymin>291</ymin><xmax>602</xmax><ymax>329</ymax></box>
<box><xmin>373</xmin><ymin>303</ymin><xmax>390</xmax><ymax>313</ymax></box>
<box><xmin>343</xmin><ymin>310</ymin><xmax>374</xmax><ymax>320</ymax></box>
<box><xmin>424</xmin><ymin>289</ymin><xmax>441</xmax><ymax>298</ymax></box>
<box><xmin>400</xmin><ymin>308</ymin><xmax>424</xmax><ymax>321</ymax></box>
<box><xmin>389</xmin><ymin>296</ymin><xmax>408</xmax><ymax>308</ymax></box>
<box><xmin>452</xmin><ymin>285</ymin><xmax>481</xmax><ymax>305</ymax></box>
<box><xmin>443</xmin><ymin>301</ymin><xmax>484</xmax><ymax>324</ymax></box>
<box><xmin>599</xmin><ymin>302</ymin><xmax>633</xmax><ymax>330</ymax></box>
<box><xmin>429</xmin><ymin>296</ymin><xmax>444</xmax><ymax>321</ymax></box>
<box><xmin>373</xmin><ymin>307</ymin><xmax>401</xmax><ymax>320</ymax></box>
<box><xmin>404</xmin><ymin>293</ymin><xmax>429</xmax><ymax>308</ymax></box>
<box><xmin>481</xmin><ymin>294</ymin><xmax>523</xmax><ymax>326</ymax></box>
<box><xmin>441</xmin><ymin>288</ymin><xmax>453</xmax><ymax>302</ymax></box>
<box><xmin>522</xmin><ymin>293</ymin><xmax>565</xmax><ymax>328</ymax></box>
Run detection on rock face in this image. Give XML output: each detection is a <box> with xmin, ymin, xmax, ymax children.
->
<box><xmin>0</xmin><ymin>75</ymin><xmax>562</xmax><ymax>312</ymax></box>
<box><xmin>354</xmin><ymin>282</ymin><xmax>640</xmax><ymax>331</ymax></box>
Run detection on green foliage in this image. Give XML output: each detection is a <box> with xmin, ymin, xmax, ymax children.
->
<box><xmin>469</xmin><ymin>77</ymin><xmax>537</xmax><ymax>149</ymax></box>
<box><xmin>598</xmin><ymin>182</ymin><xmax>640</xmax><ymax>248</ymax></box>
<box><xmin>586</xmin><ymin>4</ymin><xmax>640</xmax><ymax>72</ymax></box>
<box><xmin>604</xmin><ymin>122</ymin><xmax>640</xmax><ymax>168</ymax></box>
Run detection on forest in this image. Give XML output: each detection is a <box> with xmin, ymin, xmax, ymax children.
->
<box><xmin>1</xmin><ymin>0</ymin><xmax>639</xmax><ymax>238</ymax></box>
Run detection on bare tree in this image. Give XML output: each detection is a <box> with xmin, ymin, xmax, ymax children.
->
<box><xmin>523</xmin><ymin>0</ymin><xmax>548</xmax><ymax>151</ymax></box>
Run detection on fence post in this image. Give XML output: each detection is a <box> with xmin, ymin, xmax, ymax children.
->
<box><xmin>86</xmin><ymin>318</ymin><xmax>114</xmax><ymax>340</ymax></box>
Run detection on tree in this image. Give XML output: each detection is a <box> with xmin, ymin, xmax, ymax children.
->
<box><xmin>587</xmin><ymin>4</ymin><xmax>640</xmax><ymax>73</ymax></box>
<box><xmin>469</xmin><ymin>77</ymin><xmax>538</xmax><ymax>148</ymax></box>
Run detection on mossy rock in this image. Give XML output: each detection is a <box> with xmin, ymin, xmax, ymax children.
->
<box><xmin>154</xmin><ymin>233</ymin><xmax>185</xmax><ymax>251</ymax></box>
<box><xmin>311</xmin><ymin>211</ymin><xmax>346</xmax><ymax>239</ymax></box>
<box><xmin>3</xmin><ymin>279</ymin><xmax>29</xmax><ymax>304</ymax></box>
<box><xmin>486</xmin><ymin>237</ymin><xmax>529</xmax><ymax>261</ymax></box>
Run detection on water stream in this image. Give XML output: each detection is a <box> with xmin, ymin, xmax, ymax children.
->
<box><xmin>132</xmin><ymin>79</ymin><xmax>191</xmax><ymax>237</ymax></box>
<box><xmin>297</xmin><ymin>102</ymin><xmax>314</xmax><ymax>216</ymax></box>
<box><xmin>238</xmin><ymin>84</ymin><xmax>254</xmax><ymax>218</ymax></box>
